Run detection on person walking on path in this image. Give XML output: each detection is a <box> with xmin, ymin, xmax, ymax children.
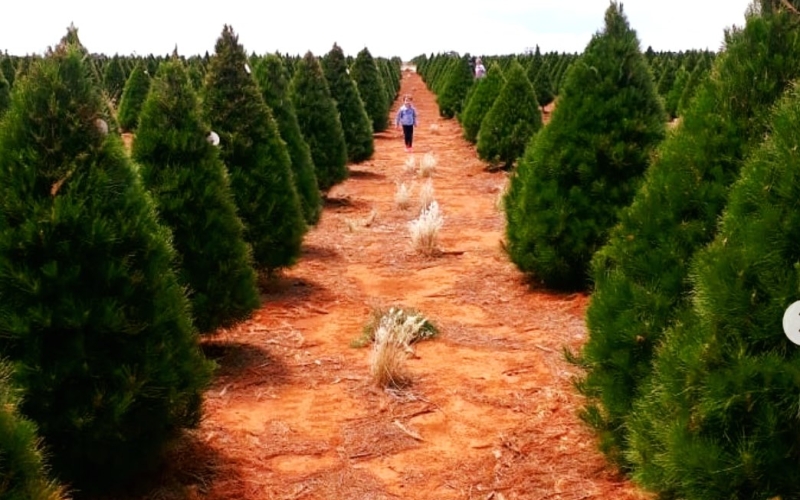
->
<box><xmin>395</xmin><ymin>95</ymin><xmax>417</xmax><ymax>152</ymax></box>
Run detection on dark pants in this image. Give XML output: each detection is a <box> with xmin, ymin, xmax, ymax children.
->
<box><xmin>402</xmin><ymin>125</ymin><xmax>414</xmax><ymax>147</ymax></box>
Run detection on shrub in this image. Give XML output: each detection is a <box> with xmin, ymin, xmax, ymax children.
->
<box><xmin>133</xmin><ymin>57</ymin><xmax>259</xmax><ymax>333</ymax></box>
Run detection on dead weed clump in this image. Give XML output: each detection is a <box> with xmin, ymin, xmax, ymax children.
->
<box><xmin>418</xmin><ymin>179</ymin><xmax>435</xmax><ymax>213</ymax></box>
<box><xmin>403</xmin><ymin>154</ymin><xmax>417</xmax><ymax>174</ymax></box>
<box><xmin>418</xmin><ymin>152</ymin><xmax>437</xmax><ymax>178</ymax></box>
<box><xmin>394</xmin><ymin>182</ymin><xmax>412</xmax><ymax>210</ymax></box>
<box><xmin>409</xmin><ymin>200</ymin><xmax>443</xmax><ymax>256</ymax></box>
<box><xmin>343</xmin><ymin>209</ymin><xmax>378</xmax><ymax>232</ymax></box>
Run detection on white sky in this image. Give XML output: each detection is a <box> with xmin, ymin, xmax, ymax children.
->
<box><xmin>2</xmin><ymin>1</ymin><xmax>754</xmax><ymax>60</ymax></box>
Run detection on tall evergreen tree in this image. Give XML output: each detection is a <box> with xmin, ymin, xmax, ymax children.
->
<box><xmin>505</xmin><ymin>2</ymin><xmax>664</xmax><ymax>290</ymax></box>
<box><xmin>0</xmin><ymin>361</ymin><xmax>66</xmax><ymax>500</ymax></box>
<box><xmin>460</xmin><ymin>62</ymin><xmax>504</xmax><ymax>144</ymax></box>
<box><xmin>477</xmin><ymin>60</ymin><xmax>542</xmax><ymax>168</ymax></box>
<box><xmin>322</xmin><ymin>43</ymin><xmax>374</xmax><ymax>163</ymax></box>
<box><xmin>532</xmin><ymin>62</ymin><xmax>556</xmax><ymax>109</ymax></box>
<box><xmin>0</xmin><ymin>42</ymin><xmax>212</xmax><ymax>491</ymax></box>
<box><xmin>627</xmin><ymin>81</ymin><xmax>800</xmax><ymax>500</ymax></box>
<box><xmin>0</xmin><ymin>55</ymin><xmax>15</xmax><ymax>88</ymax></box>
<box><xmin>437</xmin><ymin>55</ymin><xmax>474</xmax><ymax>119</ymax></box>
<box><xmin>133</xmin><ymin>58</ymin><xmax>259</xmax><ymax>334</ymax></box>
<box><xmin>580</xmin><ymin>0</ymin><xmax>800</xmax><ymax>467</ymax></box>
<box><xmin>0</xmin><ymin>69</ymin><xmax>10</xmax><ymax>118</ymax></box>
<box><xmin>203</xmin><ymin>25</ymin><xmax>306</xmax><ymax>272</ymax></box>
<box><xmin>117</xmin><ymin>61</ymin><xmax>151</xmax><ymax>132</ymax></box>
<box><xmin>253</xmin><ymin>54</ymin><xmax>322</xmax><ymax>225</ymax></box>
<box><xmin>290</xmin><ymin>51</ymin><xmax>348</xmax><ymax>192</ymax></box>
<box><xmin>102</xmin><ymin>55</ymin><xmax>127</xmax><ymax>104</ymax></box>
<box><xmin>350</xmin><ymin>48</ymin><xmax>389</xmax><ymax>132</ymax></box>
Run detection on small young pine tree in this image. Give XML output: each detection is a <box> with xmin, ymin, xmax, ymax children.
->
<box><xmin>0</xmin><ymin>42</ymin><xmax>212</xmax><ymax>491</ymax></box>
<box><xmin>505</xmin><ymin>2</ymin><xmax>664</xmax><ymax>290</ymax></box>
<box><xmin>476</xmin><ymin>60</ymin><xmax>542</xmax><ymax>168</ymax></box>
<box><xmin>350</xmin><ymin>48</ymin><xmax>389</xmax><ymax>132</ymax></box>
<box><xmin>116</xmin><ymin>61</ymin><xmax>151</xmax><ymax>132</ymax></box>
<box><xmin>627</xmin><ymin>81</ymin><xmax>800</xmax><ymax>500</ymax></box>
<box><xmin>253</xmin><ymin>54</ymin><xmax>322</xmax><ymax>225</ymax></box>
<box><xmin>102</xmin><ymin>55</ymin><xmax>127</xmax><ymax>104</ymax></box>
<box><xmin>290</xmin><ymin>51</ymin><xmax>349</xmax><ymax>192</ymax></box>
<box><xmin>0</xmin><ymin>361</ymin><xmax>66</xmax><ymax>500</ymax></box>
<box><xmin>437</xmin><ymin>55</ymin><xmax>474</xmax><ymax>119</ymax></box>
<box><xmin>460</xmin><ymin>62</ymin><xmax>504</xmax><ymax>143</ymax></box>
<box><xmin>133</xmin><ymin>57</ymin><xmax>260</xmax><ymax>334</ymax></box>
<box><xmin>580</xmin><ymin>0</ymin><xmax>800</xmax><ymax>467</ymax></box>
<box><xmin>322</xmin><ymin>43</ymin><xmax>375</xmax><ymax>163</ymax></box>
<box><xmin>203</xmin><ymin>25</ymin><xmax>306</xmax><ymax>271</ymax></box>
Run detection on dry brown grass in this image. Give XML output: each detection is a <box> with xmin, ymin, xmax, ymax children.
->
<box><xmin>418</xmin><ymin>152</ymin><xmax>437</xmax><ymax>178</ymax></box>
<box><xmin>394</xmin><ymin>182</ymin><xmax>412</xmax><ymax>210</ymax></box>
<box><xmin>409</xmin><ymin>200</ymin><xmax>443</xmax><ymax>256</ymax></box>
<box><xmin>418</xmin><ymin>179</ymin><xmax>435</xmax><ymax>213</ymax></box>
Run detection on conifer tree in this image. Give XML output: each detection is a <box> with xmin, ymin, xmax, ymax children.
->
<box><xmin>133</xmin><ymin>58</ymin><xmax>259</xmax><ymax>333</ymax></box>
<box><xmin>203</xmin><ymin>25</ymin><xmax>306</xmax><ymax>271</ymax></box>
<box><xmin>677</xmin><ymin>53</ymin><xmax>712</xmax><ymax>115</ymax></box>
<box><xmin>505</xmin><ymin>2</ymin><xmax>664</xmax><ymax>290</ymax></box>
<box><xmin>0</xmin><ymin>55</ymin><xmax>15</xmax><ymax>88</ymax></box>
<box><xmin>476</xmin><ymin>60</ymin><xmax>541</xmax><ymax>168</ymax></box>
<box><xmin>351</xmin><ymin>48</ymin><xmax>389</xmax><ymax>132</ymax></box>
<box><xmin>102</xmin><ymin>55</ymin><xmax>127</xmax><ymax>104</ymax></box>
<box><xmin>253</xmin><ymin>54</ymin><xmax>322</xmax><ymax>225</ymax></box>
<box><xmin>580</xmin><ymin>0</ymin><xmax>800</xmax><ymax>467</ymax></box>
<box><xmin>437</xmin><ymin>55</ymin><xmax>474</xmax><ymax>119</ymax></box>
<box><xmin>460</xmin><ymin>62</ymin><xmax>504</xmax><ymax>143</ymax></box>
<box><xmin>627</xmin><ymin>81</ymin><xmax>800</xmax><ymax>500</ymax></box>
<box><xmin>0</xmin><ymin>69</ymin><xmax>10</xmax><ymax>118</ymax></box>
<box><xmin>290</xmin><ymin>51</ymin><xmax>348</xmax><ymax>192</ymax></box>
<box><xmin>532</xmin><ymin>62</ymin><xmax>556</xmax><ymax>109</ymax></box>
<box><xmin>322</xmin><ymin>43</ymin><xmax>374</xmax><ymax>163</ymax></box>
<box><xmin>0</xmin><ymin>362</ymin><xmax>66</xmax><ymax>500</ymax></box>
<box><xmin>117</xmin><ymin>61</ymin><xmax>151</xmax><ymax>132</ymax></box>
<box><xmin>0</xmin><ymin>42</ymin><xmax>212</xmax><ymax>490</ymax></box>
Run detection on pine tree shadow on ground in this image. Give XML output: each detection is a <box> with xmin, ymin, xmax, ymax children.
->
<box><xmin>347</xmin><ymin>168</ymin><xmax>386</xmax><ymax>180</ymax></box>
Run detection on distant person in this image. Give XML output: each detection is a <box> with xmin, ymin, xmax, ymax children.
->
<box><xmin>475</xmin><ymin>57</ymin><xmax>486</xmax><ymax>79</ymax></box>
<box><xmin>395</xmin><ymin>95</ymin><xmax>417</xmax><ymax>152</ymax></box>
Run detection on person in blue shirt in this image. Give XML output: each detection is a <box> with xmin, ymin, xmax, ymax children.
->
<box><xmin>395</xmin><ymin>95</ymin><xmax>417</xmax><ymax>152</ymax></box>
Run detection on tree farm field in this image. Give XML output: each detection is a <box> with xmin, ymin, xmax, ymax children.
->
<box><xmin>139</xmin><ymin>70</ymin><xmax>650</xmax><ymax>500</ymax></box>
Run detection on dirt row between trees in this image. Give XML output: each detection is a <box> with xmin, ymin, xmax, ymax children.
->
<box><xmin>153</xmin><ymin>70</ymin><xmax>650</xmax><ymax>500</ymax></box>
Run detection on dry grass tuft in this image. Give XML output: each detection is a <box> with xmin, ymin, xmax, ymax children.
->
<box><xmin>429</xmin><ymin>123</ymin><xmax>440</xmax><ymax>134</ymax></box>
<box><xmin>395</xmin><ymin>182</ymin><xmax>412</xmax><ymax>210</ymax></box>
<box><xmin>409</xmin><ymin>200</ymin><xmax>443</xmax><ymax>256</ymax></box>
<box><xmin>418</xmin><ymin>152</ymin><xmax>437</xmax><ymax>178</ymax></box>
<box><xmin>344</xmin><ymin>209</ymin><xmax>378</xmax><ymax>232</ymax></box>
<box><xmin>496</xmin><ymin>179</ymin><xmax>510</xmax><ymax>212</ymax></box>
<box><xmin>418</xmin><ymin>179</ymin><xmax>435</xmax><ymax>213</ymax></box>
<box><xmin>403</xmin><ymin>154</ymin><xmax>417</xmax><ymax>174</ymax></box>
<box><xmin>366</xmin><ymin>307</ymin><xmax>438</xmax><ymax>388</ymax></box>
<box><xmin>353</xmin><ymin>306</ymin><xmax>439</xmax><ymax>348</ymax></box>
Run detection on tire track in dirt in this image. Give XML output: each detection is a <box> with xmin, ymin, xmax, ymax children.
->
<box><xmin>180</xmin><ymin>70</ymin><xmax>651</xmax><ymax>500</ymax></box>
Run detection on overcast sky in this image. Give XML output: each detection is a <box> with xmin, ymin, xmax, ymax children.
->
<box><xmin>2</xmin><ymin>1</ymin><xmax>754</xmax><ymax>60</ymax></box>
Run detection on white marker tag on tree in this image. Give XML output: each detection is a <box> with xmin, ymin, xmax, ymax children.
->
<box><xmin>782</xmin><ymin>300</ymin><xmax>800</xmax><ymax>345</ymax></box>
<box><xmin>207</xmin><ymin>131</ymin><xmax>220</xmax><ymax>146</ymax></box>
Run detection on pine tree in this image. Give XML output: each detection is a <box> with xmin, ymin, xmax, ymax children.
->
<box><xmin>677</xmin><ymin>53</ymin><xmax>712</xmax><ymax>116</ymax></box>
<box><xmin>253</xmin><ymin>54</ymin><xmax>322</xmax><ymax>225</ymax></box>
<box><xmin>532</xmin><ymin>62</ymin><xmax>556</xmax><ymax>109</ymax></box>
<box><xmin>505</xmin><ymin>2</ymin><xmax>664</xmax><ymax>290</ymax></box>
<box><xmin>580</xmin><ymin>0</ymin><xmax>800</xmax><ymax>467</ymax></box>
<box><xmin>322</xmin><ymin>43</ymin><xmax>374</xmax><ymax>163</ymax></box>
<box><xmin>476</xmin><ymin>60</ymin><xmax>541</xmax><ymax>168</ymax></box>
<box><xmin>0</xmin><ymin>42</ymin><xmax>212</xmax><ymax>491</ymax></box>
<box><xmin>117</xmin><ymin>62</ymin><xmax>151</xmax><ymax>132</ymax></box>
<box><xmin>290</xmin><ymin>51</ymin><xmax>349</xmax><ymax>192</ymax></box>
<box><xmin>437</xmin><ymin>55</ymin><xmax>474</xmax><ymax>119</ymax></box>
<box><xmin>0</xmin><ymin>55</ymin><xmax>15</xmax><ymax>88</ymax></box>
<box><xmin>203</xmin><ymin>25</ymin><xmax>306</xmax><ymax>272</ymax></box>
<box><xmin>0</xmin><ymin>69</ymin><xmax>10</xmax><ymax>118</ymax></box>
<box><xmin>0</xmin><ymin>361</ymin><xmax>66</xmax><ymax>500</ymax></box>
<box><xmin>460</xmin><ymin>62</ymin><xmax>504</xmax><ymax>143</ymax></box>
<box><xmin>133</xmin><ymin>57</ymin><xmax>259</xmax><ymax>334</ymax></box>
<box><xmin>102</xmin><ymin>55</ymin><xmax>127</xmax><ymax>104</ymax></box>
<box><xmin>627</xmin><ymin>81</ymin><xmax>800</xmax><ymax>500</ymax></box>
<box><xmin>351</xmin><ymin>48</ymin><xmax>389</xmax><ymax>132</ymax></box>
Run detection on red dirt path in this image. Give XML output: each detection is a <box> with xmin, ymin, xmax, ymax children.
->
<box><xmin>144</xmin><ymin>71</ymin><xmax>651</xmax><ymax>500</ymax></box>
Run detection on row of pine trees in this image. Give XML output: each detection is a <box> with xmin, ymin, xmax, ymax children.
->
<box><xmin>420</xmin><ymin>1</ymin><xmax>800</xmax><ymax>498</ymax></box>
<box><xmin>0</xmin><ymin>24</ymin><xmax>400</xmax><ymax>498</ymax></box>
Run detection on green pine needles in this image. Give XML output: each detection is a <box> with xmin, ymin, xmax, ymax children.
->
<box><xmin>117</xmin><ymin>61</ymin><xmax>150</xmax><ymax>131</ymax></box>
<box><xmin>476</xmin><ymin>60</ymin><xmax>542</xmax><ymax>168</ymax></box>
<box><xmin>290</xmin><ymin>51</ymin><xmax>349</xmax><ymax>192</ymax></box>
<box><xmin>579</xmin><ymin>2</ymin><xmax>800</xmax><ymax>467</ymax></box>
<box><xmin>323</xmin><ymin>43</ymin><xmax>375</xmax><ymax>164</ymax></box>
<box><xmin>133</xmin><ymin>57</ymin><xmax>260</xmax><ymax>334</ymax></box>
<box><xmin>0</xmin><ymin>42</ymin><xmax>212</xmax><ymax>491</ymax></box>
<box><xmin>253</xmin><ymin>54</ymin><xmax>323</xmax><ymax>225</ymax></box>
<box><xmin>460</xmin><ymin>62</ymin><xmax>504</xmax><ymax>144</ymax></box>
<box><xmin>504</xmin><ymin>2</ymin><xmax>664</xmax><ymax>290</ymax></box>
<box><xmin>351</xmin><ymin>48</ymin><xmax>390</xmax><ymax>132</ymax></box>
<box><xmin>203</xmin><ymin>25</ymin><xmax>306</xmax><ymax>272</ymax></box>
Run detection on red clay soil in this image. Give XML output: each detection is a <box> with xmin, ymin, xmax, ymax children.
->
<box><xmin>136</xmin><ymin>71</ymin><xmax>652</xmax><ymax>500</ymax></box>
